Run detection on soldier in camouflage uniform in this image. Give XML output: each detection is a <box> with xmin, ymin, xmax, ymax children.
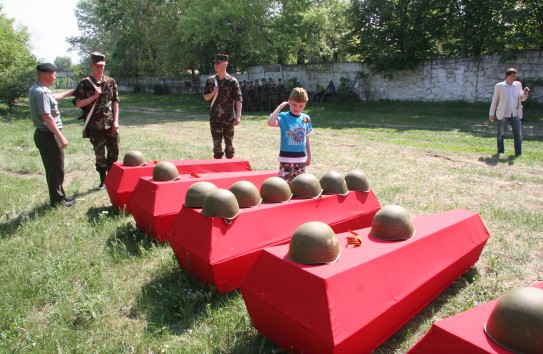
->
<box><xmin>245</xmin><ymin>81</ymin><xmax>254</xmax><ymax>112</ymax></box>
<box><xmin>74</xmin><ymin>52</ymin><xmax>120</xmax><ymax>190</ymax></box>
<box><xmin>269</xmin><ymin>78</ymin><xmax>278</xmax><ymax>112</ymax></box>
<box><xmin>277</xmin><ymin>78</ymin><xmax>287</xmax><ymax>103</ymax></box>
<box><xmin>203</xmin><ymin>54</ymin><xmax>243</xmax><ymax>159</ymax></box>
<box><xmin>253</xmin><ymin>79</ymin><xmax>261</xmax><ymax>112</ymax></box>
<box><xmin>261</xmin><ymin>78</ymin><xmax>269</xmax><ymax>111</ymax></box>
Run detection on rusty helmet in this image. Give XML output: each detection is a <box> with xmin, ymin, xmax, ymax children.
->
<box><xmin>185</xmin><ymin>181</ymin><xmax>218</xmax><ymax>208</ymax></box>
<box><xmin>370</xmin><ymin>205</ymin><xmax>415</xmax><ymax>241</ymax></box>
<box><xmin>202</xmin><ymin>188</ymin><xmax>240</xmax><ymax>221</ymax></box>
<box><xmin>288</xmin><ymin>221</ymin><xmax>340</xmax><ymax>264</ymax></box>
<box><xmin>484</xmin><ymin>286</ymin><xmax>543</xmax><ymax>354</ymax></box>
<box><xmin>260</xmin><ymin>177</ymin><xmax>293</xmax><ymax>203</ymax></box>
<box><xmin>152</xmin><ymin>161</ymin><xmax>179</xmax><ymax>181</ymax></box>
<box><xmin>290</xmin><ymin>173</ymin><xmax>323</xmax><ymax>199</ymax></box>
<box><xmin>229</xmin><ymin>180</ymin><xmax>262</xmax><ymax>208</ymax></box>
<box><xmin>320</xmin><ymin>171</ymin><xmax>349</xmax><ymax>196</ymax></box>
<box><xmin>345</xmin><ymin>170</ymin><xmax>370</xmax><ymax>192</ymax></box>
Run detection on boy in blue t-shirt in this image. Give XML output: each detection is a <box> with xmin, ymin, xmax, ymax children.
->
<box><xmin>267</xmin><ymin>87</ymin><xmax>312</xmax><ymax>183</ymax></box>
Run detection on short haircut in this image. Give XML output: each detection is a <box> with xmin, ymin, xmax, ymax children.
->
<box><xmin>505</xmin><ymin>68</ymin><xmax>517</xmax><ymax>77</ymax></box>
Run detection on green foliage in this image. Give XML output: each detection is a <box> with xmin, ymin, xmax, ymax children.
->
<box><xmin>54</xmin><ymin>56</ymin><xmax>73</xmax><ymax>72</ymax></box>
<box><xmin>0</xmin><ymin>66</ymin><xmax>35</xmax><ymax>111</ymax></box>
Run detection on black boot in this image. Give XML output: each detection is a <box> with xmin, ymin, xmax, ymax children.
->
<box><xmin>98</xmin><ymin>171</ymin><xmax>107</xmax><ymax>190</ymax></box>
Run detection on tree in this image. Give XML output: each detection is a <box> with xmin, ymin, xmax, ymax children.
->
<box><xmin>347</xmin><ymin>0</ymin><xmax>451</xmax><ymax>71</ymax></box>
<box><xmin>54</xmin><ymin>56</ymin><xmax>72</xmax><ymax>71</ymax></box>
<box><xmin>0</xmin><ymin>6</ymin><xmax>36</xmax><ymax>110</ymax></box>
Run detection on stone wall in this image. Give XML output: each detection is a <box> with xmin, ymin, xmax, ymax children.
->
<box><xmin>198</xmin><ymin>50</ymin><xmax>543</xmax><ymax>103</ymax></box>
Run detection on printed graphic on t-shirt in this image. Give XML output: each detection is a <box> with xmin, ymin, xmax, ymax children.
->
<box><xmin>287</xmin><ymin>126</ymin><xmax>306</xmax><ymax>144</ymax></box>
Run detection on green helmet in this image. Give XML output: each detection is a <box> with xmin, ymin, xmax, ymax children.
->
<box><xmin>484</xmin><ymin>287</ymin><xmax>543</xmax><ymax>354</ymax></box>
<box><xmin>229</xmin><ymin>180</ymin><xmax>262</xmax><ymax>208</ymax></box>
<box><xmin>185</xmin><ymin>181</ymin><xmax>218</xmax><ymax>208</ymax></box>
<box><xmin>370</xmin><ymin>205</ymin><xmax>415</xmax><ymax>241</ymax></box>
<box><xmin>202</xmin><ymin>188</ymin><xmax>240</xmax><ymax>221</ymax></box>
<box><xmin>288</xmin><ymin>221</ymin><xmax>340</xmax><ymax>264</ymax></box>
<box><xmin>123</xmin><ymin>150</ymin><xmax>146</xmax><ymax>166</ymax></box>
<box><xmin>152</xmin><ymin>161</ymin><xmax>179</xmax><ymax>181</ymax></box>
<box><xmin>290</xmin><ymin>174</ymin><xmax>323</xmax><ymax>199</ymax></box>
<box><xmin>345</xmin><ymin>170</ymin><xmax>370</xmax><ymax>192</ymax></box>
<box><xmin>320</xmin><ymin>171</ymin><xmax>349</xmax><ymax>196</ymax></box>
<box><xmin>260</xmin><ymin>177</ymin><xmax>293</xmax><ymax>203</ymax></box>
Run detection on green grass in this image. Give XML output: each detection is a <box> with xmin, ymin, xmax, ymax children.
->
<box><xmin>1</xmin><ymin>94</ymin><xmax>542</xmax><ymax>353</ymax></box>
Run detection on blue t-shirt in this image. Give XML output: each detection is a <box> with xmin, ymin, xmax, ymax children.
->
<box><xmin>276</xmin><ymin>111</ymin><xmax>312</xmax><ymax>163</ymax></box>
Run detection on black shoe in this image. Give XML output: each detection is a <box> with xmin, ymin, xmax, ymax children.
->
<box><xmin>97</xmin><ymin>183</ymin><xmax>106</xmax><ymax>191</ymax></box>
<box><xmin>53</xmin><ymin>197</ymin><xmax>76</xmax><ymax>207</ymax></box>
<box><xmin>65</xmin><ymin>196</ymin><xmax>76</xmax><ymax>202</ymax></box>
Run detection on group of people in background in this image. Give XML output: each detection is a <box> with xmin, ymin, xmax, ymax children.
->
<box><xmin>28</xmin><ymin>50</ymin><xmax>529</xmax><ymax>208</ymax></box>
<box><xmin>240</xmin><ymin>77</ymin><xmax>287</xmax><ymax>112</ymax></box>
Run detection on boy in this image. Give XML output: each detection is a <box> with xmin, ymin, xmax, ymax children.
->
<box><xmin>268</xmin><ymin>87</ymin><xmax>312</xmax><ymax>183</ymax></box>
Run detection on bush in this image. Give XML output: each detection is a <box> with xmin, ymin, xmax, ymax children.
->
<box><xmin>0</xmin><ymin>66</ymin><xmax>35</xmax><ymax>111</ymax></box>
<box><xmin>132</xmin><ymin>83</ymin><xmax>143</xmax><ymax>93</ymax></box>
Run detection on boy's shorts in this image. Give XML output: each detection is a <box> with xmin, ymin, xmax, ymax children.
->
<box><xmin>279</xmin><ymin>162</ymin><xmax>306</xmax><ymax>183</ymax></box>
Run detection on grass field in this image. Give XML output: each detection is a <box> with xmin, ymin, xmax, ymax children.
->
<box><xmin>1</xmin><ymin>93</ymin><xmax>542</xmax><ymax>353</ymax></box>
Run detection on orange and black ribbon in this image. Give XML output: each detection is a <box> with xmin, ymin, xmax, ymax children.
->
<box><xmin>346</xmin><ymin>229</ymin><xmax>363</xmax><ymax>248</ymax></box>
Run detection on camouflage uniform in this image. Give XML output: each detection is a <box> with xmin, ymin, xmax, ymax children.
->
<box><xmin>277</xmin><ymin>79</ymin><xmax>287</xmax><ymax>103</ymax></box>
<box><xmin>245</xmin><ymin>81</ymin><xmax>254</xmax><ymax>112</ymax></box>
<box><xmin>268</xmin><ymin>78</ymin><xmax>278</xmax><ymax>111</ymax></box>
<box><xmin>204</xmin><ymin>74</ymin><xmax>242</xmax><ymax>159</ymax></box>
<box><xmin>261</xmin><ymin>78</ymin><xmax>269</xmax><ymax>111</ymax></box>
<box><xmin>74</xmin><ymin>76</ymin><xmax>120</xmax><ymax>174</ymax></box>
<box><xmin>253</xmin><ymin>80</ymin><xmax>262</xmax><ymax>112</ymax></box>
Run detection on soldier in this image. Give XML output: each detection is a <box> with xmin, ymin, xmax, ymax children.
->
<box><xmin>203</xmin><ymin>54</ymin><xmax>243</xmax><ymax>159</ymax></box>
<box><xmin>241</xmin><ymin>80</ymin><xmax>248</xmax><ymax>112</ymax></box>
<box><xmin>245</xmin><ymin>80</ymin><xmax>254</xmax><ymax>112</ymax></box>
<box><xmin>261</xmin><ymin>78</ymin><xmax>269</xmax><ymax>111</ymax></box>
<box><xmin>74</xmin><ymin>52</ymin><xmax>120</xmax><ymax>190</ymax></box>
<box><xmin>277</xmin><ymin>78</ymin><xmax>287</xmax><ymax>103</ymax></box>
<box><xmin>269</xmin><ymin>78</ymin><xmax>278</xmax><ymax>111</ymax></box>
<box><xmin>253</xmin><ymin>79</ymin><xmax>262</xmax><ymax>112</ymax></box>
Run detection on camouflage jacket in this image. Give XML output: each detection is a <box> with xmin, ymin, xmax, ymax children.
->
<box><xmin>204</xmin><ymin>74</ymin><xmax>242</xmax><ymax>122</ymax></box>
<box><xmin>74</xmin><ymin>75</ymin><xmax>119</xmax><ymax>130</ymax></box>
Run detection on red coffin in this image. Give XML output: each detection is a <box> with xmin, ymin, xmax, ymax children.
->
<box><xmin>168</xmin><ymin>190</ymin><xmax>381</xmax><ymax>293</ymax></box>
<box><xmin>105</xmin><ymin>159</ymin><xmax>251</xmax><ymax>212</ymax></box>
<box><xmin>408</xmin><ymin>281</ymin><xmax>543</xmax><ymax>354</ymax></box>
<box><xmin>129</xmin><ymin>170</ymin><xmax>277</xmax><ymax>242</ymax></box>
<box><xmin>240</xmin><ymin>209</ymin><xmax>490</xmax><ymax>354</ymax></box>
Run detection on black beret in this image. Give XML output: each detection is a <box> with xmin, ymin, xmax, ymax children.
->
<box><xmin>36</xmin><ymin>63</ymin><xmax>56</xmax><ymax>72</ymax></box>
<box><xmin>214</xmin><ymin>54</ymin><xmax>229</xmax><ymax>63</ymax></box>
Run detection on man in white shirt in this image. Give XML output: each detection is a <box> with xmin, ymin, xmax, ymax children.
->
<box><xmin>489</xmin><ymin>68</ymin><xmax>530</xmax><ymax>158</ymax></box>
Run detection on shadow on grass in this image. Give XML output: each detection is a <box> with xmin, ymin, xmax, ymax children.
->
<box><xmin>479</xmin><ymin>154</ymin><xmax>521</xmax><ymax>167</ymax></box>
<box><xmin>106</xmin><ymin>221</ymin><xmax>159</xmax><ymax>258</ymax></box>
<box><xmin>0</xmin><ymin>187</ymin><xmax>101</xmax><ymax>239</ymax></box>
<box><xmin>374</xmin><ymin>267</ymin><xmax>480</xmax><ymax>353</ymax></box>
<box><xmin>128</xmin><ymin>266</ymin><xmax>231</xmax><ymax>336</ymax></box>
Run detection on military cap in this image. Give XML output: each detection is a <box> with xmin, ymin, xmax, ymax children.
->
<box><xmin>36</xmin><ymin>63</ymin><xmax>56</xmax><ymax>72</ymax></box>
<box><xmin>91</xmin><ymin>52</ymin><xmax>106</xmax><ymax>65</ymax></box>
<box><xmin>289</xmin><ymin>87</ymin><xmax>309</xmax><ymax>102</ymax></box>
<box><xmin>214</xmin><ymin>54</ymin><xmax>229</xmax><ymax>63</ymax></box>
<box><xmin>261</xmin><ymin>78</ymin><xmax>266</xmax><ymax>81</ymax></box>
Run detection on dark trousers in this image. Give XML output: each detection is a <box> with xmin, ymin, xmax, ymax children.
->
<box><xmin>34</xmin><ymin>129</ymin><xmax>65</xmax><ymax>205</ymax></box>
<box><xmin>87</xmin><ymin>128</ymin><xmax>120</xmax><ymax>172</ymax></box>
<box><xmin>497</xmin><ymin>116</ymin><xmax>523</xmax><ymax>156</ymax></box>
<box><xmin>209</xmin><ymin>119</ymin><xmax>235</xmax><ymax>159</ymax></box>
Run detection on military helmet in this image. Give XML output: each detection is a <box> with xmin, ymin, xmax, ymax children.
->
<box><xmin>290</xmin><ymin>174</ymin><xmax>323</xmax><ymax>199</ymax></box>
<box><xmin>260</xmin><ymin>177</ymin><xmax>293</xmax><ymax>203</ymax></box>
<box><xmin>229</xmin><ymin>180</ymin><xmax>262</xmax><ymax>208</ymax></box>
<box><xmin>484</xmin><ymin>286</ymin><xmax>543</xmax><ymax>354</ymax></box>
<box><xmin>288</xmin><ymin>221</ymin><xmax>341</xmax><ymax>264</ymax></box>
<box><xmin>122</xmin><ymin>150</ymin><xmax>146</xmax><ymax>166</ymax></box>
<box><xmin>370</xmin><ymin>205</ymin><xmax>415</xmax><ymax>241</ymax></box>
<box><xmin>152</xmin><ymin>161</ymin><xmax>179</xmax><ymax>181</ymax></box>
<box><xmin>345</xmin><ymin>170</ymin><xmax>370</xmax><ymax>192</ymax></box>
<box><xmin>320</xmin><ymin>171</ymin><xmax>349</xmax><ymax>196</ymax></box>
<box><xmin>185</xmin><ymin>181</ymin><xmax>218</xmax><ymax>208</ymax></box>
<box><xmin>202</xmin><ymin>188</ymin><xmax>240</xmax><ymax>221</ymax></box>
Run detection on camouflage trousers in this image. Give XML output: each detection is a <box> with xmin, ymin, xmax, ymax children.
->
<box><xmin>87</xmin><ymin>128</ymin><xmax>120</xmax><ymax>173</ymax></box>
<box><xmin>209</xmin><ymin>119</ymin><xmax>235</xmax><ymax>159</ymax></box>
<box><xmin>278</xmin><ymin>162</ymin><xmax>306</xmax><ymax>183</ymax></box>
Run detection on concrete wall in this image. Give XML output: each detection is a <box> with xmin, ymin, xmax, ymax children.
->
<box><xmin>199</xmin><ymin>50</ymin><xmax>543</xmax><ymax>103</ymax></box>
